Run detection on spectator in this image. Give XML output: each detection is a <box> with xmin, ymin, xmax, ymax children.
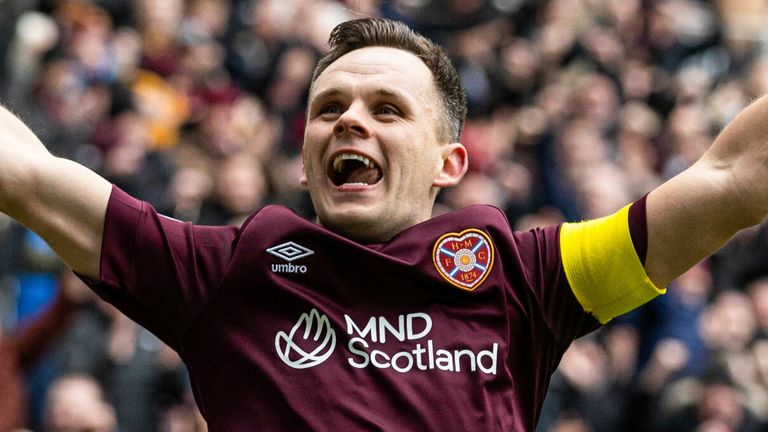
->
<box><xmin>4</xmin><ymin>1</ymin><xmax>768</xmax><ymax>430</ymax></box>
<box><xmin>42</xmin><ymin>373</ymin><xmax>118</xmax><ymax>432</ymax></box>
<box><xmin>0</xmin><ymin>272</ymin><xmax>92</xmax><ymax>431</ymax></box>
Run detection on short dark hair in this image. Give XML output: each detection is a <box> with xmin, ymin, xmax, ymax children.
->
<box><xmin>311</xmin><ymin>18</ymin><xmax>467</xmax><ymax>142</ymax></box>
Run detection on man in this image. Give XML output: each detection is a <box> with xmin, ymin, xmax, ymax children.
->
<box><xmin>0</xmin><ymin>17</ymin><xmax>765</xmax><ymax>431</ymax></box>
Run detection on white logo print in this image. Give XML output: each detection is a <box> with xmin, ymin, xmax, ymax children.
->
<box><xmin>267</xmin><ymin>242</ymin><xmax>314</xmax><ymax>262</ymax></box>
<box><xmin>276</xmin><ymin>309</ymin><xmax>336</xmax><ymax>369</ymax></box>
<box><xmin>268</xmin><ymin>242</ymin><xmax>314</xmax><ymax>274</ymax></box>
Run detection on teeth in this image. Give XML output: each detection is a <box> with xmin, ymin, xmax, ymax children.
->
<box><xmin>333</xmin><ymin>153</ymin><xmax>374</xmax><ymax>172</ymax></box>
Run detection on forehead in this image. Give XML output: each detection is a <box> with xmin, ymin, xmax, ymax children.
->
<box><xmin>311</xmin><ymin>46</ymin><xmax>438</xmax><ymax>102</ymax></box>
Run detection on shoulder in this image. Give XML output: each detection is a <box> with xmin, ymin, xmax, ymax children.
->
<box><xmin>419</xmin><ymin>205</ymin><xmax>563</xmax><ymax>271</ymax></box>
<box><xmin>430</xmin><ymin>204</ymin><xmax>511</xmax><ymax>233</ymax></box>
<box><xmin>437</xmin><ymin>204</ymin><xmax>561</xmax><ymax>245</ymax></box>
<box><xmin>233</xmin><ymin>205</ymin><xmax>325</xmax><ymax>253</ymax></box>
<box><xmin>240</xmin><ymin>204</ymin><xmax>313</xmax><ymax>232</ymax></box>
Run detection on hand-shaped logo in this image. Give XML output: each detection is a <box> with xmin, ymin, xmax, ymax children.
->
<box><xmin>276</xmin><ymin>309</ymin><xmax>336</xmax><ymax>369</ymax></box>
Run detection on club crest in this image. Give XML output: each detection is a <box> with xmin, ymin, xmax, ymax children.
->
<box><xmin>432</xmin><ymin>229</ymin><xmax>494</xmax><ymax>291</ymax></box>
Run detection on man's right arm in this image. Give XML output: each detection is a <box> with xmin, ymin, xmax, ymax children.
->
<box><xmin>0</xmin><ymin>105</ymin><xmax>111</xmax><ymax>279</ymax></box>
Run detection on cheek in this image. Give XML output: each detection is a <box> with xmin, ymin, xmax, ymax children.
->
<box><xmin>306</xmin><ymin>160</ymin><xmax>322</xmax><ymax>179</ymax></box>
<box><xmin>410</xmin><ymin>147</ymin><xmax>441</xmax><ymax>179</ymax></box>
<box><xmin>399</xmin><ymin>156</ymin><xmax>437</xmax><ymax>192</ymax></box>
<box><xmin>302</xmin><ymin>148</ymin><xmax>324</xmax><ymax>179</ymax></box>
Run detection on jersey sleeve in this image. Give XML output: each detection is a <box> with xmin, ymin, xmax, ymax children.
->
<box><xmin>81</xmin><ymin>186</ymin><xmax>239</xmax><ymax>350</ymax></box>
<box><xmin>559</xmin><ymin>203</ymin><xmax>665</xmax><ymax>324</ymax></box>
<box><xmin>511</xmin><ymin>225</ymin><xmax>601</xmax><ymax>345</ymax></box>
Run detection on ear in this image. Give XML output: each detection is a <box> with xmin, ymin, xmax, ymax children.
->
<box><xmin>299</xmin><ymin>148</ymin><xmax>308</xmax><ymax>186</ymax></box>
<box><xmin>433</xmin><ymin>143</ymin><xmax>468</xmax><ymax>188</ymax></box>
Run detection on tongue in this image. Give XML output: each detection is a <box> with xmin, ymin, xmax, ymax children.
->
<box><xmin>345</xmin><ymin>166</ymin><xmax>381</xmax><ymax>185</ymax></box>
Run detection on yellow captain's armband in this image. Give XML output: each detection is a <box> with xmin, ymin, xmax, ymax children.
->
<box><xmin>560</xmin><ymin>204</ymin><xmax>665</xmax><ymax>324</ymax></box>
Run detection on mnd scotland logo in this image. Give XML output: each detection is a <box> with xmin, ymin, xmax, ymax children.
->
<box><xmin>275</xmin><ymin>309</ymin><xmax>499</xmax><ymax>375</ymax></box>
<box><xmin>267</xmin><ymin>241</ymin><xmax>314</xmax><ymax>274</ymax></box>
<box><xmin>276</xmin><ymin>309</ymin><xmax>337</xmax><ymax>369</ymax></box>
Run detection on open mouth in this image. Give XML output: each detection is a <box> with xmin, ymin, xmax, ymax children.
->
<box><xmin>328</xmin><ymin>153</ymin><xmax>383</xmax><ymax>187</ymax></box>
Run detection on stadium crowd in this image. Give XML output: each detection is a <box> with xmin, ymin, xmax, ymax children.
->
<box><xmin>2</xmin><ymin>0</ymin><xmax>768</xmax><ymax>431</ymax></box>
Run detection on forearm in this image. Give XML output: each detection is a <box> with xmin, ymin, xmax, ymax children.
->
<box><xmin>0</xmin><ymin>105</ymin><xmax>51</xmax><ymax>212</ymax></box>
<box><xmin>702</xmin><ymin>93</ymin><xmax>768</xmax><ymax>222</ymax></box>
<box><xmin>0</xmin><ymin>105</ymin><xmax>48</xmax><ymax>154</ymax></box>
<box><xmin>18</xmin><ymin>157</ymin><xmax>111</xmax><ymax>277</ymax></box>
<box><xmin>0</xmin><ymin>104</ymin><xmax>111</xmax><ymax>278</ymax></box>
<box><xmin>645</xmin><ymin>95</ymin><xmax>768</xmax><ymax>286</ymax></box>
<box><xmin>646</xmin><ymin>165</ymin><xmax>745</xmax><ymax>285</ymax></box>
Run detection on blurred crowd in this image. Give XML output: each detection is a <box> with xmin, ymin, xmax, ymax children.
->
<box><xmin>2</xmin><ymin>0</ymin><xmax>768</xmax><ymax>431</ymax></box>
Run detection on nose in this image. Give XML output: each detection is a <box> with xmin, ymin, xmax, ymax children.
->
<box><xmin>333</xmin><ymin>102</ymin><xmax>370</xmax><ymax>139</ymax></box>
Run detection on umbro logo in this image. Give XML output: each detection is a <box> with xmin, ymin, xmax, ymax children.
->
<box><xmin>268</xmin><ymin>241</ymin><xmax>314</xmax><ymax>274</ymax></box>
<box><xmin>267</xmin><ymin>242</ymin><xmax>315</xmax><ymax>261</ymax></box>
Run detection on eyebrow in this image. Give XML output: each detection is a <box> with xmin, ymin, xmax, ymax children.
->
<box><xmin>371</xmin><ymin>88</ymin><xmax>403</xmax><ymax>99</ymax></box>
<box><xmin>311</xmin><ymin>87</ymin><xmax>410</xmax><ymax>104</ymax></box>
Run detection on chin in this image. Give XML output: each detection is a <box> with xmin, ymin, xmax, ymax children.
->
<box><xmin>320</xmin><ymin>210</ymin><xmax>393</xmax><ymax>243</ymax></box>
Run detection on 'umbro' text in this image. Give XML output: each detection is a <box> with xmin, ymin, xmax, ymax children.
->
<box><xmin>272</xmin><ymin>263</ymin><xmax>308</xmax><ymax>274</ymax></box>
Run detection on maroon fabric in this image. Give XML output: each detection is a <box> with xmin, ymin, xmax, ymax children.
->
<box><xmin>628</xmin><ymin>195</ymin><xmax>648</xmax><ymax>265</ymax></box>
<box><xmin>84</xmin><ymin>186</ymin><xmax>600</xmax><ymax>431</ymax></box>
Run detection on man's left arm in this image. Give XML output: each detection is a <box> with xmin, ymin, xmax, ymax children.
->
<box><xmin>644</xmin><ymin>94</ymin><xmax>768</xmax><ymax>287</ymax></box>
<box><xmin>559</xmin><ymin>94</ymin><xmax>768</xmax><ymax>324</ymax></box>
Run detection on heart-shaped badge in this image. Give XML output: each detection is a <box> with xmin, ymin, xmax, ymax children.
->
<box><xmin>432</xmin><ymin>229</ymin><xmax>494</xmax><ymax>291</ymax></box>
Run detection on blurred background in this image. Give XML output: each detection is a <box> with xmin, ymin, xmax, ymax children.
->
<box><xmin>2</xmin><ymin>0</ymin><xmax>768</xmax><ymax>431</ymax></box>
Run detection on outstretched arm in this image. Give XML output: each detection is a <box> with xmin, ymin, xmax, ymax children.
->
<box><xmin>645</xmin><ymin>94</ymin><xmax>768</xmax><ymax>287</ymax></box>
<box><xmin>560</xmin><ymin>95</ymin><xmax>768</xmax><ymax>324</ymax></box>
<box><xmin>0</xmin><ymin>105</ymin><xmax>111</xmax><ymax>279</ymax></box>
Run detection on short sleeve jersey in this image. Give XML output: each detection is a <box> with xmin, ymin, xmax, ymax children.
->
<box><xmin>85</xmin><ymin>187</ymin><xmax>600</xmax><ymax>431</ymax></box>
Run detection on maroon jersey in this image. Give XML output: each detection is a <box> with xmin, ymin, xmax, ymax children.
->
<box><xmin>85</xmin><ymin>186</ymin><xmax>600</xmax><ymax>431</ymax></box>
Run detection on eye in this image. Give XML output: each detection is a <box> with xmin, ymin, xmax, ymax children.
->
<box><xmin>317</xmin><ymin>103</ymin><xmax>341</xmax><ymax>117</ymax></box>
<box><xmin>374</xmin><ymin>104</ymin><xmax>401</xmax><ymax>117</ymax></box>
